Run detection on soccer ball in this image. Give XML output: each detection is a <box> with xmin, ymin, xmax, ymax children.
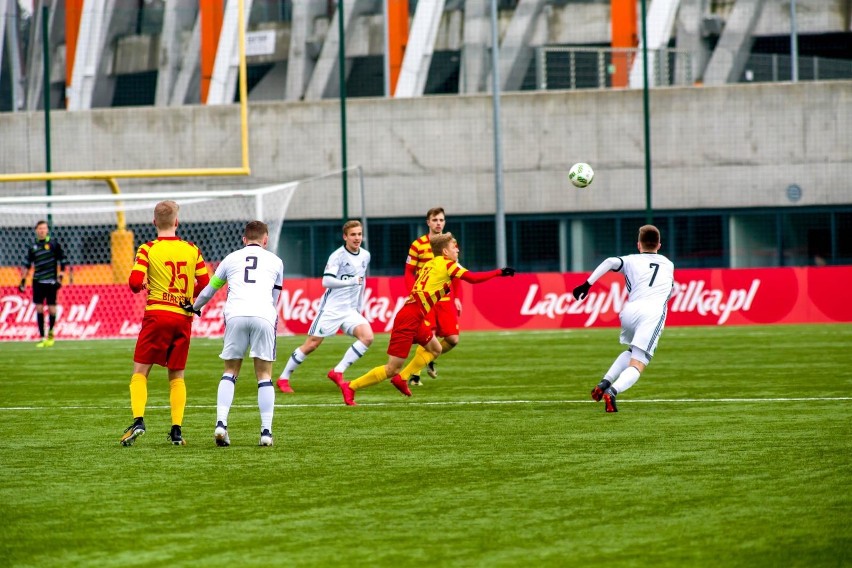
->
<box><xmin>569</xmin><ymin>162</ymin><xmax>594</xmax><ymax>188</ymax></box>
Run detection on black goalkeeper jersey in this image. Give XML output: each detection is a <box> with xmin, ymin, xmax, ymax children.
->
<box><xmin>23</xmin><ymin>237</ymin><xmax>68</xmax><ymax>284</ymax></box>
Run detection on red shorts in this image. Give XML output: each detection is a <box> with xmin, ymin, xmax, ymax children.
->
<box><xmin>424</xmin><ymin>300</ymin><xmax>460</xmax><ymax>337</ymax></box>
<box><xmin>133</xmin><ymin>310</ymin><xmax>193</xmax><ymax>370</ymax></box>
<box><xmin>387</xmin><ymin>303</ymin><xmax>434</xmax><ymax>359</ymax></box>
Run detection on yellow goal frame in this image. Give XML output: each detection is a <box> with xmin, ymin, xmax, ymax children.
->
<box><xmin>0</xmin><ymin>0</ymin><xmax>251</xmax><ymax>186</ymax></box>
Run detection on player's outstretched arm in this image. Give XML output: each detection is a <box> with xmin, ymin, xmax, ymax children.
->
<box><xmin>573</xmin><ymin>257</ymin><xmax>621</xmax><ymax>300</ymax></box>
<box><xmin>459</xmin><ymin>267</ymin><xmax>515</xmax><ymax>284</ymax></box>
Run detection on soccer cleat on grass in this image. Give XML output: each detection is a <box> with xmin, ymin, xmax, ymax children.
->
<box><xmin>167</xmin><ymin>425</ymin><xmax>187</xmax><ymax>445</ymax></box>
<box><xmin>259</xmin><ymin>429</ymin><xmax>274</xmax><ymax>447</ymax></box>
<box><xmin>426</xmin><ymin>361</ymin><xmax>438</xmax><ymax>378</ymax></box>
<box><xmin>591</xmin><ymin>379</ymin><xmax>612</xmax><ymax>402</ymax></box>
<box><xmin>340</xmin><ymin>381</ymin><xmax>357</xmax><ymax>406</ymax></box>
<box><xmin>120</xmin><ymin>419</ymin><xmax>146</xmax><ymax>446</ymax></box>
<box><xmin>603</xmin><ymin>392</ymin><xmax>618</xmax><ymax>413</ymax></box>
<box><xmin>214</xmin><ymin>422</ymin><xmax>230</xmax><ymax>447</ymax></box>
<box><xmin>327</xmin><ymin>370</ymin><xmax>344</xmax><ymax>387</ymax></box>
<box><xmin>277</xmin><ymin>378</ymin><xmax>294</xmax><ymax>393</ymax></box>
<box><xmin>390</xmin><ymin>374</ymin><xmax>412</xmax><ymax>397</ymax></box>
<box><xmin>408</xmin><ymin>375</ymin><xmax>422</xmax><ymax>387</ymax></box>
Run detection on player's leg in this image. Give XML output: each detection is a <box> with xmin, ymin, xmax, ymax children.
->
<box><xmin>342</xmin><ymin>306</ymin><xmax>419</xmax><ymax>404</ymax></box>
<box><xmin>601</xmin><ymin>307</ymin><xmax>664</xmax><ymax>413</ymax></box>
<box><xmin>254</xmin><ymin>358</ymin><xmax>275</xmax><ymax>446</ymax></box>
<box><xmin>424</xmin><ymin>302</ymin><xmax>460</xmax><ymax>380</ymax></box>
<box><xmin>249</xmin><ymin>318</ymin><xmax>277</xmax><ymax>446</ymax></box>
<box><xmin>121</xmin><ymin>360</ymin><xmax>153</xmax><ymax>446</ymax></box>
<box><xmin>122</xmin><ymin>312</ymin><xmax>171</xmax><ymax>445</ymax></box>
<box><xmin>164</xmin><ymin>315</ymin><xmax>194</xmax><ymax>444</ymax></box>
<box><xmin>278</xmin><ymin>336</ymin><xmax>323</xmax><ymax>393</ymax></box>
<box><xmin>592</xmin><ymin>350</ymin><xmax>632</xmax><ymax>401</ymax></box>
<box><xmin>215</xmin><ymin>360</ymin><xmax>241</xmax><ymax>447</ymax></box>
<box><xmin>603</xmin><ymin>352</ymin><xmax>649</xmax><ymax>413</ymax></box>
<box><xmin>329</xmin><ymin>316</ymin><xmax>374</xmax><ymax>385</ymax></box>
<box><xmin>45</xmin><ymin>284</ymin><xmax>59</xmax><ymax>345</ymax></box>
<box><xmin>33</xmin><ymin>285</ymin><xmax>46</xmax><ymax>346</ymax></box>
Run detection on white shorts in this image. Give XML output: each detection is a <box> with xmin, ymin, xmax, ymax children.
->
<box><xmin>618</xmin><ymin>301</ymin><xmax>667</xmax><ymax>358</ymax></box>
<box><xmin>307</xmin><ymin>309</ymin><xmax>369</xmax><ymax>338</ymax></box>
<box><xmin>220</xmin><ymin>316</ymin><xmax>277</xmax><ymax>362</ymax></box>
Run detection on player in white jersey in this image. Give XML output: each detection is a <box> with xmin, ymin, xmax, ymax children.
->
<box><xmin>276</xmin><ymin>220</ymin><xmax>373</xmax><ymax>393</ymax></box>
<box><xmin>572</xmin><ymin>224</ymin><xmax>674</xmax><ymax>413</ymax></box>
<box><xmin>189</xmin><ymin>221</ymin><xmax>284</xmax><ymax>446</ymax></box>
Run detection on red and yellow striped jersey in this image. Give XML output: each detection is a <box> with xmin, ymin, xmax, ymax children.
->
<box><xmin>408</xmin><ymin>256</ymin><xmax>468</xmax><ymax>314</ymax></box>
<box><xmin>130</xmin><ymin>237</ymin><xmax>209</xmax><ymax>315</ymax></box>
<box><xmin>406</xmin><ymin>233</ymin><xmax>453</xmax><ymax>302</ymax></box>
<box><xmin>406</xmin><ymin>234</ymin><xmax>433</xmax><ymax>273</ymax></box>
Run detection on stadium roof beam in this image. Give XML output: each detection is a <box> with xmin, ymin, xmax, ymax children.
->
<box><xmin>629</xmin><ymin>0</ymin><xmax>681</xmax><ymax>88</ymax></box>
<box><xmin>460</xmin><ymin>0</ymin><xmax>490</xmax><ymax>94</ymax></box>
<box><xmin>207</xmin><ymin>0</ymin><xmax>255</xmax><ymax>105</ymax></box>
<box><xmin>497</xmin><ymin>0</ymin><xmax>547</xmax><ymax>92</ymax></box>
<box><xmin>1</xmin><ymin>0</ymin><xmax>25</xmax><ymax>111</ymax></box>
<box><xmin>703</xmin><ymin>0</ymin><xmax>766</xmax><ymax>85</ymax></box>
<box><xmin>171</xmin><ymin>15</ymin><xmax>202</xmax><ymax>105</ymax></box>
<box><xmin>155</xmin><ymin>0</ymin><xmax>198</xmax><ymax>107</ymax></box>
<box><xmin>303</xmin><ymin>0</ymin><xmax>374</xmax><ymax>99</ymax></box>
<box><xmin>67</xmin><ymin>0</ymin><xmax>138</xmax><ymax>110</ymax></box>
<box><xmin>285</xmin><ymin>0</ymin><xmax>330</xmax><ymax>101</ymax></box>
<box><xmin>395</xmin><ymin>0</ymin><xmax>447</xmax><ymax>97</ymax></box>
<box><xmin>24</xmin><ymin>0</ymin><xmax>62</xmax><ymax>110</ymax></box>
<box><xmin>674</xmin><ymin>0</ymin><xmax>712</xmax><ymax>84</ymax></box>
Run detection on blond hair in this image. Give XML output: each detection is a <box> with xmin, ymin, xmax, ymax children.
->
<box><xmin>154</xmin><ymin>201</ymin><xmax>179</xmax><ymax>230</ymax></box>
<box><xmin>430</xmin><ymin>232</ymin><xmax>455</xmax><ymax>256</ymax></box>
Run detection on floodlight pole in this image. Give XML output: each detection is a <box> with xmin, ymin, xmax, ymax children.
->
<box><xmin>490</xmin><ymin>0</ymin><xmax>507</xmax><ymax>267</ymax></box>
<box><xmin>338</xmin><ymin>0</ymin><xmax>349</xmax><ymax>221</ymax></box>
<box><xmin>790</xmin><ymin>0</ymin><xmax>799</xmax><ymax>82</ymax></box>
<box><xmin>640</xmin><ymin>0</ymin><xmax>653</xmax><ymax>224</ymax></box>
<box><xmin>41</xmin><ymin>4</ymin><xmax>53</xmax><ymax>229</ymax></box>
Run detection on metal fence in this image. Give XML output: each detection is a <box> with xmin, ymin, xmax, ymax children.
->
<box><xmin>534</xmin><ymin>47</ymin><xmax>694</xmax><ymax>91</ymax></box>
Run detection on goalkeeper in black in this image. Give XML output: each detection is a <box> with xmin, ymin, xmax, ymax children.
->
<box><xmin>20</xmin><ymin>220</ymin><xmax>69</xmax><ymax>347</ymax></box>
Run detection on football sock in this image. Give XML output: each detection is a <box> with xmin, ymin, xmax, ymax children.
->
<box><xmin>48</xmin><ymin>314</ymin><xmax>56</xmax><ymax>332</ymax></box>
<box><xmin>335</xmin><ymin>340</ymin><xmax>369</xmax><ymax>373</ymax></box>
<box><xmin>349</xmin><ymin>366</ymin><xmax>387</xmax><ymax>390</ymax></box>
<box><xmin>257</xmin><ymin>381</ymin><xmax>274</xmax><ymax>432</ymax></box>
<box><xmin>281</xmin><ymin>348</ymin><xmax>306</xmax><ymax>379</ymax></box>
<box><xmin>399</xmin><ymin>346</ymin><xmax>436</xmax><ymax>380</ymax></box>
<box><xmin>129</xmin><ymin>373</ymin><xmax>148</xmax><ymax>418</ymax></box>
<box><xmin>217</xmin><ymin>374</ymin><xmax>237</xmax><ymax>424</ymax></box>
<box><xmin>611</xmin><ymin>366</ymin><xmax>641</xmax><ymax>394</ymax></box>
<box><xmin>604</xmin><ymin>350</ymin><xmax>632</xmax><ymax>382</ymax></box>
<box><xmin>169</xmin><ymin>377</ymin><xmax>187</xmax><ymax>426</ymax></box>
<box><xmin>36</xmin><ymin>313</ymin><xmax>45</xmax><ymax>338</ymax></box>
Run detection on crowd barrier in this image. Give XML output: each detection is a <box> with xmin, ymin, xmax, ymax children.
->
<box><xmin>1</xmin><ymin>266</ymin><xmax>849</xmax><ymax>341</ymax></box>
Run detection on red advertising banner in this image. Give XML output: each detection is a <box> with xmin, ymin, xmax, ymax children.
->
<box><xmin>1</xmin><ymin>266</ymin><xmax>850</xmax><ymax>341</ymax></box>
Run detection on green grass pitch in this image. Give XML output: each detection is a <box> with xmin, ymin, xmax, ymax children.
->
<box><xmin>1</xmin><ymin>324</ymin><xmax>850</xmax><ymax>567</ymax></box>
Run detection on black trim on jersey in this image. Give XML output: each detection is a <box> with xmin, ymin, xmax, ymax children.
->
<box><xmin>612</xmin><ymin>257</ymin><xmax>624</xmax><ymax>273</ymax></box>
<box><xmin>273</xmin><ymin>284</ymin><xmax>282</xmax><ymax>290</ymax></box>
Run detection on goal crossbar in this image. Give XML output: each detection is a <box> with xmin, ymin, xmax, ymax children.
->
<box><xmin>0</xmin><ymin>183</ymin><xmax>297</xmax><ymax>205</ymax></box>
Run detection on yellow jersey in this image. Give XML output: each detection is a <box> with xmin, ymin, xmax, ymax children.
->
<box><xmin>408</xmin><ymin>256</ymin><xmax>468</xmax><ymax>314</ymax></box>
<box><xmin>131</xmin><ymin>237</ymin><xmax>209</xmax><ymax>315</ymax></box>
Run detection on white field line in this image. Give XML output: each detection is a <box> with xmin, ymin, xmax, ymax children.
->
<box><xmin>1</xmin><ymin>397</ymin><xmax>850</xmax><ymax>411</ymax></box>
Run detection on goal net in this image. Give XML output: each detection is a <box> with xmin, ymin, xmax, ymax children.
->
<box><xmin>0</xmin><ymin>182</ymin><xmax>297</xmax><ymax>341</ymax></box>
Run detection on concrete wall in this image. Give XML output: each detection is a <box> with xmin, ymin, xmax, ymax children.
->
<box><xmin>1</xmin><ymin>81</ymin><xmax>850</xmax><ymax>220</ymax></box>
